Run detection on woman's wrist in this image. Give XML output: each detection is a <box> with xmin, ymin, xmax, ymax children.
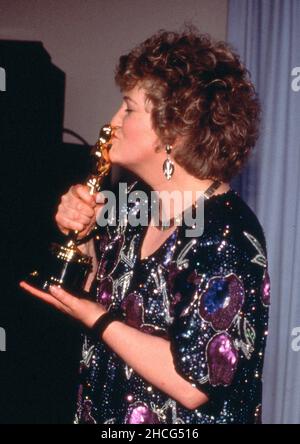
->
<box><xmin>77</xmin><ymin>237</ymin><xmax>94</xmax><ymax>255</ymax></box>
<box><xmin>89</xmin><ymin>310</ymin><xmax>125</xmax><ymax>341</ymax></box>
<box><xmin>75</xmin><ymin>225</ymin><xmax>98</xmax><ymax>246</ymax></box>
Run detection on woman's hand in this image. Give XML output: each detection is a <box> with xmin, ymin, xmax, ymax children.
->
<box><xmin>55</xmin><ymin>184</ymin><xmax>106</xmax><ymax>239</ymax></box>
<box><xmin>19</xmin><ymin>281</ymin><xmax>106</xmax><ymax>329</ymax></box>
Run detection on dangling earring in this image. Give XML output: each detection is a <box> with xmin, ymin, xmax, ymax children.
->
<box><xmin>163</xmin><ymin>144</ymin><xmax>174</xmax><ymax>180</ymax></box>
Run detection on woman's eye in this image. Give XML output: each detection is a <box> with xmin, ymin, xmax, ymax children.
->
<box><xmin>125</xmin><ymin>108</ymin><xmax>133</xmax><ymax>113</ymax></box>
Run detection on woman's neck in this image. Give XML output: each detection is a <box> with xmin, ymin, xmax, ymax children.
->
<box><xmin>143</xmin><ymin>172</ymin><xmax>230</xmax><ymax>219</ymax></box>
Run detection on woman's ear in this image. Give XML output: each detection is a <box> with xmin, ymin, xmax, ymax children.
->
<box><xmin>154</xmin><ymin>142</ymin><xmax>164</xmax><ymax>153</ymax></box>
<box><xmin>153</xmin><ymin>133</ymin><xmax>179</xmax><ymax>154</ymax></box>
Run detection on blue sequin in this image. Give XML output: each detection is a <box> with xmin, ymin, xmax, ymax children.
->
<box><xmin>203</xmin><ymin>278</ymin><xmax>230</xmax><ymax>314</ymax></box>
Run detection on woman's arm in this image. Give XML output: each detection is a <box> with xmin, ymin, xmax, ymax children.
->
<box><xmin>101</xmin><ymin>318</ymin><xmax>208</xmax><ymax>410</ymax></box>
<box><xmin>20</xmin><ymin>275</ymin><xmax>207</xmax><ymax>410</ymax></box>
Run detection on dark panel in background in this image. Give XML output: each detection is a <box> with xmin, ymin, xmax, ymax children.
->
<box><xmin>0</xmin><ymin>40</ymin><xmax>95</xmax><ymax>424</ymax></box>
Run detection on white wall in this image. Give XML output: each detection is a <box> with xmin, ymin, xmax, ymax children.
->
<box><xmin>0</xmin><ymin>0</ymin><xmax>228</xmax><ymax>144</ymax></box>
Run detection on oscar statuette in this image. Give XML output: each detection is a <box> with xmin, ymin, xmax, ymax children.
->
<box><xmin>25</xmin><ymin>124</ymin><xmax>114</xmax><ymax>296</ymax></box>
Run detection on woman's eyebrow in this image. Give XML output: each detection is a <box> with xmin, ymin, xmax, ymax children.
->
<box><xmin>123</xmin><ymin>95</ymin><xmax>137</xmax><ymax>104</ymax></box>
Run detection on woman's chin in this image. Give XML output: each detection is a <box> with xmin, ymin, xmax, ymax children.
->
<box><xmin>108</xmin><ymin>154</ymin><xmax>126</xmax><ymax>169</ymax></box>
<box><xmin>107</xmin><ymin>147</ymin><xmax>118</xmax><ymax>164</ymax></box>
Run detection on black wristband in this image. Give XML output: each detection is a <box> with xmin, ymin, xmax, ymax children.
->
<box><xmin>90</xmin><ymin>309</ymin><xmax>124</xmax><ymax>341</ymax></box>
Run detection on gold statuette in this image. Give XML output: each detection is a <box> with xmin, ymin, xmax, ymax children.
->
<box><xmin>26</xmin><ymin>124</ymin><xmax>114</xmax><ymax>296</ymax></box>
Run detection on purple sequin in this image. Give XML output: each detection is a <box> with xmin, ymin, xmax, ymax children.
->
<box><xmin>121</xmin><ymin>292</ymin><xmax>169</xmax><ymax>339</ymax></box>
<box><xmin>207</xmin><ymin>332</ymin><xmax>238</xmax><ymax>385</ymax></box>
<box><xmin>261</xmin><ymin>270</ymin><xmax>271</xmax><ymax>306</ymax></box>
<box><xmin>96</xmin><ymin>276</ymin><xmax>113</xmax><ymax>308</ymax></box>
<box><xmin>121</xmin><ymin>292</ymin><xmax>143</xmax><ymax>329</ymax></box>
<box><xmin>125</xmin><ymin>402</ymin><xmax>160</xmax><ymax>424</ymax></box>
<box><xmin>199</xmin><ymin>274</ymin><xmax>245</xmax><ymax>330</ymax></box>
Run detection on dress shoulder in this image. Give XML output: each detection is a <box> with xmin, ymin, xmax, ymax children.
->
<box><xmin>166</xmin><ymin>189</ymin><xmax>270</xmax><ymax>421</ymax></box>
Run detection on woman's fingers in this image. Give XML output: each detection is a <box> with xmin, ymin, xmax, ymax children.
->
<box><xmin>48</xmin><ymin>285</ymin><xmax>78</xmax><ymax>311</ymax></box>
<box><xmin>19</xmin><ymin>281</ymin><xmax>106</xmax><ymax>329</ymax></box>
<box><xmin>58</xmin><ymin>199</ymin><xmax>95</xmax><ymax>219</ymax></box>
<box><xmin>55</xmin><ymin>215</ymin><xmax>85</xmax><ymax>233</ymax></box>
<box><xmin>72</xmin><ymin>199</ymin><xmax>96</xmax><ymax>218</ymax></box>
<box><xmin>19</xmin><ymin>281</ymin><xmax>71</xmax><ymax>314</ymax></box>
<box><xmin>55</xmin><ymin>185</ymin><xmax>100</xmax><ymax>236</ymax></box>
<box><xmin>71</xmin><ymin>185</ymin><xmax>96</xmax><ymax>207</ymax></box>
<box><xmin>60</xmin><ymin>204</ymin><xmax>93</xmax><ymax>225</ymax></box>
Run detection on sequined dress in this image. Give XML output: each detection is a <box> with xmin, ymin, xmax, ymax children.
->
<box><xmin>74</xmin><ymin>180</ymin><xmax>270</xmax><ymax>424</ymax></box>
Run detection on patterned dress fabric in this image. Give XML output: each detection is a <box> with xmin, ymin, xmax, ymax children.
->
<box><xmin>74</xmin><ymin>180</ymin><xmax>270</xmax><ymax>424</ymax></box>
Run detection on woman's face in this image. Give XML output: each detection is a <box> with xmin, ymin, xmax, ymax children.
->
<box><xmin>109</xmin><ymin>85</ymin><xmax>162</xmax><ymax>175</ymax></box>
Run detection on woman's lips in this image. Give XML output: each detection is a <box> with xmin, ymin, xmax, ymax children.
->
<box><xmin>111</xmin><ymin>135</ymin><xmax>119</xmax><ymax>145</ymax></box>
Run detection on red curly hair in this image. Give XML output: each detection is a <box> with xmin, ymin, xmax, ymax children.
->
<box><xmin>115</xmin><ymin>27</ymin><xmax>261</xmax><ymax>182</ymax></box>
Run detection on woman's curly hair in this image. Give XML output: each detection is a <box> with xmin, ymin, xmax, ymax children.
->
<box><xmin>114</xmin><ymin>27</ymin><xmax>261</xmax><ymax>182</ymax></box>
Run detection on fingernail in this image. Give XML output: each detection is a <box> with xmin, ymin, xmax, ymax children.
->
<box><xmin>49</xmin><ymin>285</ymin><xmax>58</xmax><ymax>293</ymax></box>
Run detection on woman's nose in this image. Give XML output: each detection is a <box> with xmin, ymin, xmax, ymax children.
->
<box><xmin>111</xmin><ymin>106</ymin><xmax>123</xmax><ymax>128</ymax></box>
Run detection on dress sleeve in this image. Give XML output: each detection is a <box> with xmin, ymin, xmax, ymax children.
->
<box><xmin>167</xmin><ymin>230</ymin><xmax>270</xmax><ymax>402</ymax></box>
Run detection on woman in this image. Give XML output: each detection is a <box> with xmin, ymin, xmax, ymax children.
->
<box><xmin>20</xmin><ymin>28</ymin><xmax>270</xmax><ymax>424</ymax></box>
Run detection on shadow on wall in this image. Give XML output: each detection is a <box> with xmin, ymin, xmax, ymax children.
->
<box><xmin>0</xmin><ymin>39</ymin><xmax>76</xmax><ymax>424</ymax></box>
<box><xmin>0</xmin><ymin>40</ymin><xmax>120</xmax><ymax>424</ymax></box>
